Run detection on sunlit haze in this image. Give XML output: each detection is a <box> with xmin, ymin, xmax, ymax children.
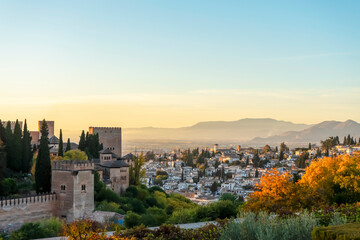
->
<box><xmin>1</xmin><ymin>1</ymin><xmax>360</xmax><ymax>141</ymax></box>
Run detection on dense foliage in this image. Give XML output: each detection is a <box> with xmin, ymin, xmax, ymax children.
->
<box><xmin>7</xmin><ymin>218</ymin><xmax>62</xmax><ymax>240</ymax></box>
<box><xmin>312</xmin><ymin>222</ymin><xmax>360</xmax><ymax>240</ymax></box>
<box><xmin>219</xmin><ymin>211</ymin><xmax>345</xmax><ymax>240</ymax></box>
<box><xmin>246</xmin><ymin>153</ymin><xmax>360</xmax><ymax>213</ymax></box>
<box><xmin>35</xmin><ymin>120</ymin><xmax>51</xmax><ymax>193</ymax></box>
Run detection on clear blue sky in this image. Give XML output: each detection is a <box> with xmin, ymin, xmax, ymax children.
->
<box><xmin>0</xmin><ymin>1</ymin><xmax>359</xmax><ymax>138</ymax></box>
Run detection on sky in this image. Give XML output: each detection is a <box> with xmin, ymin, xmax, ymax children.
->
<box><xmin>0</xmin><ymin>1</ymin><xmax>359</xmax><ymax>140</ymax></box>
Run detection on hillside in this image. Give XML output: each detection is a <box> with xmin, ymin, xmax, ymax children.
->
<box><xmin>123</xmin><ymin>118</ymin><xmax>310</xmax><ymax>144</ymax></box>
<box><xmin>249</xmin><ymin>120</ymin><xmax>360</xmax><ymax>146</ymax></box>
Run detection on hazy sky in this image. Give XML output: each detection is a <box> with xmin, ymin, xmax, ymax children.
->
<box><xmin>0</xmin><ymin>1</ymin><xmax>359</xmax><ymax>140</ymax></box>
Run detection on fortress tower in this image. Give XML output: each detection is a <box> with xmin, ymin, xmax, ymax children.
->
<box><xmin>51</xmin><ymin>161</ymin><xmax>94</xmax><ymax>222</ymax></box>
<box><xmin>89</xmin><ymin>127</ymin><xmax>122</xmax><ymax>157</ymax></box>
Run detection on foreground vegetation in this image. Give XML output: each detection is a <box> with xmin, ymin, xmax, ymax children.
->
<box><xmin>95</xmin><ymin>173</ymin><xmax>240</xmax><ymax>228</ymax></box>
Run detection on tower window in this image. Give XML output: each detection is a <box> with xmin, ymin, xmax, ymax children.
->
<box><xmin>81</xmin><ymin>184</ymin><xmax>86</xmax><ymax>192</ymax></box>
<box><xmin>60</xmin><ymin>185</ymin><xmax>66</xmax><ymax>193</ymax></box>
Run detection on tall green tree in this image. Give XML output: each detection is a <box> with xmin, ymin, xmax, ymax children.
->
<box><xmin>5</xmin><ymin>121</ymin><xmax>13</xmax><ymax>169</ymax></box>
<box><xmin>10</xmin><ymin>120</ymin><xmax>22</xmax><ymax>172</ymax></box>
<box><xmin>65</xmin><ymin>138</ymin><xmax>71</xmax><ymax>152</ymax></box>
<box><xmin>0</xmin><ymin>120</ymin><xmax>6</xmax><ymax>144</ymax></box>
<box><xmin>35</xmin><ymin>120</ymin><xmax>51</xmax><ymax>193</ymax></box>
<box><xmin>58</xmin><ymin>129</ymin><xmax>64</xmax><ymax>157</ymax></box>
<box><xmin>129</xmin><ymin>154</ymin><xmax>145</xmax><ymax>186</ymax></box>
<box><xmin>0</xmin><ymin>139</ymin><xmax>6</xmax><ymax>181</ymax></box>
<box><xmin>78</xmin><ymin>130</ymin><xmax>86</xmax><ymax>151</ymax></box>
<box><xmin>21</xmin><ymin>120</ymin><xmax>33</xmax><ymax>173</ymax></box>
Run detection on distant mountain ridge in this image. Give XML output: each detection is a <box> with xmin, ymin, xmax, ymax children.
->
<box><xmin>123</xmin><ymin>118</ymin><xmax>311</xmax><ymax>143</ymax></box>
<box><xmin>249</xmin><ymin>120</ymin><xmax>360</xmax><ymax>146</ymax></box>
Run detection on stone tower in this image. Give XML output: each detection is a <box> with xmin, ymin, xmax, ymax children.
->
<box><xmin>51</xmin><ymin>161</ymin><xmax>94</xmax><ymax>222</ymax></box>
<box><xmin>89</xmin><ymin>127</ymin><xmax>122</xmax><ymax>157</ymax></box>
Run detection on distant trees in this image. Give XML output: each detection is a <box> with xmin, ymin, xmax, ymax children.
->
<box><xmin>65</xmin><ymin>138</ymin><xmax>71</xmax><ymax>152</ymax></box>
<box><xmin>279</xmin><ymin>142</ymin><xmax>288</xmax><ymax>161</ymax></box>
<box><xmin>321</xmin><ymin>136</ymin><xmax>339</xmax><ymax>155</ymax></box>
<box><xmin>262</xmin><ymin>145</ymin><xmax>271</xmax><ymax>153</ymax></box>
<box><xmin>145</xmin><ymin>151</ymin><xmax>155</xmax><ymax>161</ymax></box>
<box><xmin>343</xmin><ymin>134</ymin><xmax>356</xmax><ymax>145</ymax></box>
<box><xmin>58</xmin><ymin>129</ymin><xmax>63</xmax><ymax>157</ymax></box>
<box><xmin>78</xmin><ymin>130</ymin><xmax>102</xmax><ymax>159</ymax></box>
<box><xmin>296</xmin><ymin>152</ymin><xmax>308</xmax><ymax>168</ymax></box>
<box><xmin>35</xmin><ymin>120</ymin><xmax>51</xmax><ymax>193</ymax></box>
<box><xmin>210</xmin><ymin>181</ymin><xmax>218</xmax><ymax>195</ymax></box>
<box><xmin>0</xmin><ymin>119</ymin><xmax>33</xmax><ymax>173</ymax></box>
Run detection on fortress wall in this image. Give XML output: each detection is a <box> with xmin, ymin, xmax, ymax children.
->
<box><xmin>0</xmin><ymin>193</ymin><xmax>57</xmax><ymax>231</ymax></box>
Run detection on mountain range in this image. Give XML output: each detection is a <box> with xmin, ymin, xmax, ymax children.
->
<box><xmin>249</xmin><ymin>119</ymin><xmax>360</xmax><ymax>146</ymax></box>
<box><xmin>122</xmin><ymin>119</ymin><xmax>360</xmax><ymax>149</ymax></box>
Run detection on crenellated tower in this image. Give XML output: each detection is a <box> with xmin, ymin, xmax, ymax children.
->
<box><xmin>51</xmin><ymin>160</ymin><xmax>94</xmax><ymax>222</ymax></box>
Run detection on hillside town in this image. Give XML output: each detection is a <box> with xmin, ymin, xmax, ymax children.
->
<box><xmin>142</xmin><ymin>142</ymin><xmax>360</xmax><ymax>205</ymax></box>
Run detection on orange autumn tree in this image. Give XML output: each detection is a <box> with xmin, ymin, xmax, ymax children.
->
<box><xmin>246</xmin><ymin>153</ymin><xmax>360</xmax><ymax>213</ymax></box>
<box><xmin>245</xmin><ymin>169</ymin><xmax>305</xmax><ymax>213</ymax></box>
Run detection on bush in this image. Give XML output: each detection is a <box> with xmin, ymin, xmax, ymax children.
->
<box><xmin>312</xmin><ymin>222</ymin><xmax>360</xmax><ymax>240</ymax></box>
<box><xmin>141</xmin><ymin>207</ymin><xmax>167</xmax><ymax>227</ymax></box>
<box><xmin>97</xmin><ymin>201</ymin><xmax>121</xmax><ymax>213</ymax></box>
<box><xmin>220</xmin><ymin>211</ymin><xmax>318</xmax><ymax>240</ymax></box>
<box><xmin>167</xmin><ymin>208</ymin><xmax>197</xmax><ymax>224</ymax></box>
<box><xmin>1</xmin><ymin>178</ymin><xmax>18</xmax><ymax>196</ymax></box>
<box><xmin>116</xmin><ymin>223</ymin><xmax>222</xmax><ymax>240</ymax></box>
<box><xmin>124</xmin><ymin>211</ymin><xmax>141</xmax><ymax>228</ymax></box>
<box><xmin>9</xmin><ymin>218</ymin><xmax>62</xmax><ymax>240</ymax></box>
<box><xmin>96</xmin><ymin>188</ymin><xmax>122</xmax><ymax>203</ymax></box>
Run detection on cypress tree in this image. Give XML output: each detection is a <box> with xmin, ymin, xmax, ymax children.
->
<box><xmin>5</xmin><ymin>122</ymin><xmax>13</xmax><ymax>169</ymax></box>
<box><xmin>65</xmin><ymin>138</ymin><xmax>71</xmax><ymax>152</ymax></box>
<box><xmin>12</xmin><ymin>120</ymin><xmax>22</xmax><ymax>172</ymax></box>
<box><xmin>343</xmin><ymin>136</ymin><xmax>347</xmax><ymax>145</ymax></box>
<box><xmin>0</xmin><ymin>120</ymin><xmax>6</xmax><ymax>144</ymax></box>
<box><xmin>58</xmin><ymin>129</ymin><xmax>64</xmax><ymax>157</ymax></box>
<box><xmin>308</xmin><ymin>143</ymin><xmax>311</xmax><ymax>150</ymax></box>
<box><xmin>78</xmin><ymin>130</ymin><xmax>86</xmax><ymax>151</ymax></box>
<box><xmin>21</xmin><ymin>120</ymin><xmax>33</xmax><ymax>173</ymax></box>
<box><xmin>35</xmin><ymin>120</ymin><xmax>51</xmax><ymax>193</ymax></box>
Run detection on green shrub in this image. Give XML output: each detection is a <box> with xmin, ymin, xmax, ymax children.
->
<box><xmin>124</xmin><ymin>211</ymin><xmax>141</xmax><ymax>228</ymax></box>
<box><xmin>96</xmin><ymin>200</ymin><xmax>120</xmax><ymax>213</ymax></box>
<box><xmin>9</xmin><ymin>218</ymin><xmax>62</xmax><ymax>240</ymax></box>
<box><xmin>220</xmin><ymin>211</ymin><xmax>318</xmax><ymax>240</ymax></box>
<box><xmin>1</xmin><ymin>178</ymin><xmax>18</xmax><ymax>196</ymax></box>
<box><xmin>312</xmin><ymin>222</ymin><xmax>360</xmax><ymax>240</ymax></box>
<box><xmin>116</xmin><ymin>223</ymin><xmax>222</xmax><ymax>240</ymax></box>
<box><xmin>167</xmin><ymin>208</ymin><xmax>197</xmax><ymax>224</ymax></box>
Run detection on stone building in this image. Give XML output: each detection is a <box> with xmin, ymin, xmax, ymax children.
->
<box><xmin>94</xmin><ymin>149</ymin><xmax>130</xmax><ymax>195</ymax></box>
<box><xmin>0</xmin><ymin>160</ymin><xmax>95</xmax><ymax>231</ymax></box>
<box><xmin>89</xmin><ymin>127</ymin><xmax>122</xmax><ymax>157</ymax></box>
<box><xmin>52</xmin><ymin>161</ymin><xmax>95</xmax><ymax>222</ymax></box>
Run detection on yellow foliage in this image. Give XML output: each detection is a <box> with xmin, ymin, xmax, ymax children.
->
<box><xmin>246</xmin><ymin>154</ymin><xmax>360</xmax><ymax>213</ymax></box>
<box><xmin>245</xmin><ymin>169</ymin><xmax>305</xmax><ymax>213</ymax></box>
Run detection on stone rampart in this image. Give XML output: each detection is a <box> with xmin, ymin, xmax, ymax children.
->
<box><xmin>0</xmin><ymin>193</ymin><xmax>57</xmax><ymax>231</ymax></box>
